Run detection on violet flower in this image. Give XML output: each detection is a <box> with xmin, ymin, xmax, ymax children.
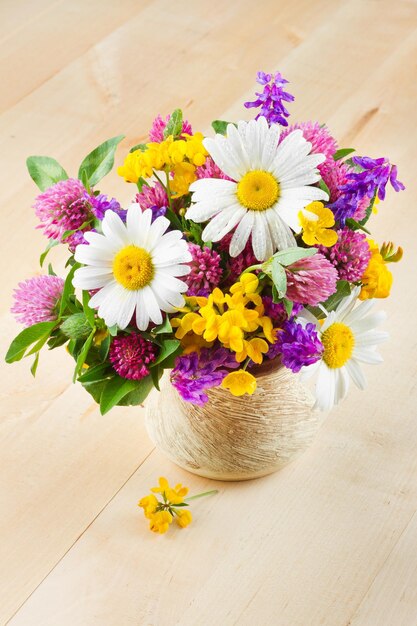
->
<box><xmin>170</xmin><ymin>347</ymin><xmax>239</xmax><ymax>405</ymax></box>
<box><xmin>329</xmin><ymin>156</ymin><xmax>404</xmax><ymax>224</ymax></box>
<box><xmin>269</xmin><ymin>321</ymin><xmax>323</xmax><ymax>372</ymax></box>
<box><xmin>244</xmin><ymin>71</ymin><xmax>294</xmax><ymax>126</ymax></box>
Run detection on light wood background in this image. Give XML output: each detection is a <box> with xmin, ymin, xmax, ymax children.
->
<box><xmin>1</xmin><ymin>1</ymin><xmax>416</xmax><ymax>624</ymax></box>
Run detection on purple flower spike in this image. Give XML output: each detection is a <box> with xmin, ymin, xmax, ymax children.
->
<box><xmin>329</xmin><ymin>156</ymin><xmax>405</xmax><ymax>224</ymax></box>
<box><xmin>170</xmin><ymin>347</ymin><xmax>239</xmax><ymax>405</ymax></box>
<box><xmin>244</xmin><ymin>71</ymin><xmax>294</xmax><ymax>126</ymax></box>
<box><xmin>88</xmin><ymin>193</ymin><xmax>126</xmax><ymax>221</ymax></box>
<box><xmin>269</xmin><ymin>321</ymin><xmax>323</xmax><ymax>372</ymax></box>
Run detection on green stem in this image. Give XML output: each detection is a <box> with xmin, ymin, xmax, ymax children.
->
<box><xmin>241</xmin><ymin>264</ymin><xmax>262</xmax><ymax>275</ymax></box>
<box><xmin>153</xmin><ymin>170</ymin><xmax>166</xmax><ymax>190</ymax></box>
<box><xmin>164</xmin><ymin>169</ymin><xmax>173</xmax><ymax>211</ymax></box>
<box><xmin>242</xmin><ymin>357</ymin><xmax>251</xmax><ymax>372</ymax></box>
<box><xmin>185</xmin><ymin>489</ymin><xmax>218</xmax><ymax>501</ymax></box>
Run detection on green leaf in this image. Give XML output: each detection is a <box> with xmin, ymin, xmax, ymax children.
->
<box><xmin>359</xmin><ymin>188</ymin><xmax>378</xmax><ymax>227</ymax></box>
<box><xmin>333</xmin><ymin>148</ymin><xmax>355</xmax><ymax>161</ymax></box>
<box><xmin>30</xmin><ymin>353</ymin><xmax>40</xmax><ymax>377</ymax></box>
<box><xmin>74</xmin><ymin>329</ymin><xmax>96</xmax><ymax>381</ymax></box>
<box><xmin>82</xmin><ymin>379</ymin><xmax>108</xmax><ymax>404</ymax></box>
<box><xmin>164</xmin><ymin>109</ymin><xmax>183</xmax><ymax>138</ymax></box>
<box><xmin>318</xmin><ymin>179</ymin><xmax>330</xmax><ymax>197</ymax></box>
<box><xmin>61</xmin><ymin>222</ymin><xmax>89</xmax><ymax>243</ymax></box>
<box><xmin>40</xmin><ymin>239</ymin><xmax>59</xmax><ymax>267</ymax></box>
<box><xmin>129</xmin><ymin>143</ymin><xmax>147</xmax><ymax>153</ymax></box>
<box><xmin>323</xmin><ymin>280</ymin><xmax>351</xmax><ymax>312</ymax></box>
<box><xmin>107</xmin><ymin>324</ymin><xmax>118</xmax><ymax>337</ymax></box>
<box><xmin>186</xmin><ymin>220</ymin><xmax>204</xmax><ymax>246</ymax></box>
<box><xmin>268</xmin><ymin>246</ymin><xmax>317</xmax><ymax>267</ymax></box>
<box><xmin>5</xmin><ymin>321</ymin><xmax>57</xmax><ymax>363</ymax></box>
<box><xmin>47</xmin><ymin>263</ymin><xmax>57</xmax><ymax>276</ymax></box>
<box><xmin>165</xmin><ymin>206</ymin><xmax>183</xmax><ymax>231</ymax></box>
<box><xmin>153</xmin><ymin>317</ymin><xmax>172</xmax><ymax>335</ymax></box>
<box><xmin>116</xmin><ymin>375</ymin><xmax>155</xmax><ymax>407</ymax></box>
<box><xmin>26</xmin><ymin>156</ymin><xmax>68</xmax><ymax>191</ymax></box>
<box><xmin>59</xmin><ymin>263</ymin><xmax>80</xmax><ymax>318</ymax></box>
<box><xmin>153</xmin><ymin>339</ymin><xmax>181</xmax><ymax>366</ymax></box>
<box><xmin>345</xmin><ymin>218</ymin><xmax>371</xmax><ymax>234</ymax></box>
<box><xmin>271</xmin><ymin>259</ymin><xmax>287</xmax><ymax>298</ymax></box>
<box><xmin>211</xmin><ymin>120</ymin><xmax>234</xmax><ymax>135</ymax></box>
<box><xmin>282</xmin><ymin>299</ymin><xmax>294</xmax><ymax>318</ymax></box>
<box><xmin>99</xmin><ymin>334</ymin><xmax>111</xmax><ymax>361</ymax></box>
<box><xmin>47</xmin><ymin>331</ymin><xmax>69</xmax><ymax>350</ymax></box>
<box><xmin>100</xmin><ymin>376</ymin><xmax>141</xmax><ymax>414</ymax></box>
<box><xmin>78</xmin><ymin>135</ymin><xmax>125</xmax><ymax>187</ymax></box>
<box><xmin>78</xmin><ymin>362</ymin><xmax>112</xmax><ymax>384</ymax></box>
<box><xmin>82</xmin><ymin>290</ymin><xmax>96</xmax><ymax>328</ymax></box>
<box><xmin>136</xmin><ymin>177</ymin><xmax>149</xmax><ymax>193</ymax></box>
<box><xmin>272</xmin><ymin>285</ymin><xmax>280</xmax><ymax>303</ymax></box>
<box><xmin>308</xmin><ymin>280</ymin><xmax>351</xmax><ymax>318</ymax></box>
<box><xmin>150</xmin><ymin>365</ymin><xmax>163</xmax><ymax>391</ymax></box>
<box><xmin>26</xmin><ymin>332</ymin><xmax>52</xmax><ymax>357</ymax></box>
<box><xmin>79</xmin><ymin>168</ymin><xmax>91</xmax><ymax>192</ymax></box>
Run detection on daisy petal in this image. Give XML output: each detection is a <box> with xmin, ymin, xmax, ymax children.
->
<box><xmin>203</xmin><ymin>136</ymin><xmax>242</xmax><ymax>180</ymax></box>
<box><xmin>116</xmin><ymin>290</ymin><xmax>137</xmax><ymax>330</ymax></box>
<box><xmin>72</xmin><ymin>266</ymin><xmax>113</xmax><ymax>290</ymax></box>
<box><xmin>74</xmin><ymin>244</ymin><xmax>113</xmax><ymax>266</ymax></box>
<box><xmin>266</xmin><ymin>210</ymin><xmax>296</xmax><ymax>250</ymax></box>
<box><xmin>141</xmin><ymin>285</ymin><xmax>163</xmax><ymax>325</ymax></box>
<box><xmin>202</xmin><ymin>205</ymin><xmax>246</xmax><ymax>243</ymax></box>
<box><xmin>355</xmin><ymin>330</ymin><xmax>389</xmax><ymax>346</ymax></box>
<box><xmin>346</xmin><ymin>359</ymin><xmax>367</xmax><ymax>390</ymax></box>
<box><xmin>300</xmin><ymin>359</ymin><xmax>321</xmax><ymax>381</ymax></box>
<box><xmin>97</xmin><ymin>283</ymin><xmax>128</xmax><ymax>327</ymax></box>
<box><xmin>147</xmin><ymin>215</ymin><xmax>171</xmax><ymax>250</ymax></box>
<box><xmin>83</xmin><ymin>231</ymin><xmax>119</xmax><ymax>253</ymax></box>
<box><xmin>251</xmin><ymin>212</ymin><xmax>271</xmax><ymax>261</ymax></box>
<box><xmin>89</xmin><ymin>281</ymin><xmax>118</xmax><ymax>308</ymax></box>
<box><xmin>352</xmin><ymin>348</ymin><xmax>383</xmax><ymax>364</ymax></box>
<box><xmin>315</xmin><ymin>363</ymin><xmax>335</xmax><ymax>411</ymax></box>
<box><xmin>349</xmin><ymin>311</ymin><xmax>387</xmax><ymax>334</ymax></box>
<box><xmin>335</xmin><ymin>367</ymin><xmax>350</xmax><ymax>404</ymax></box>
<box><xmin>102</xmin><ymin>210</ymin><xmax>129</xmax><ymax>247</ymax></box>
<box><xmin>229</xmin><ymin>211</ymin><xmax>255</xmax><ymax>257</ymax></box>
<box><xmin>261</xmin><ymin>123</ymin><xmax>282</xmax><ymax>170</ymax></box>
<box><xmin>135</xmin><ymin>290</ymin><xmax>150</xmax><ymax>331</ymax></box>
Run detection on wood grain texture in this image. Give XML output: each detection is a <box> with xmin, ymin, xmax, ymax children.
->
<box><xmin>1</xmin><ymin>1</ymin><xmax>417</xmax><ymax>624</ymax></box>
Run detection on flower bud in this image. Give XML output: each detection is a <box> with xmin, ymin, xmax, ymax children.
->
<box><xmin>61</xmin><ymin>313</ymin><xmax>91</xmax><ymax>339</ymax></box>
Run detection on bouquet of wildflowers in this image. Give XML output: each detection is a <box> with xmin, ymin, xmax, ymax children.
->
<box><xmin>7</xmin><ymin>71</ymin><xmax>404</xmax><ymax>414</ymax></box>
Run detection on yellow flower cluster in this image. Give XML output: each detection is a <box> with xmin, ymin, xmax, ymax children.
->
<box><xmin>360</xmin><ymin>240</ymin><xmax>393</xmax><ymax>300</ymax></box>
<box><xmin>117</xmin><ymin>132</ymin><xmax>208</xmax><ymax>197</ymax></box>
<box><xmin>299</xmin><ymin>201</ymin><xmax>338</xmax><ymax>247</ymax></box>
<box><xmin>172</xmin><ymin>273</ymin><xmax>276</xmax><ymax>364</ymax></box>
<box><xmin>138</xmin><ymin>477</ymin><xmax>192</xmax><ymax>534</ymax></box>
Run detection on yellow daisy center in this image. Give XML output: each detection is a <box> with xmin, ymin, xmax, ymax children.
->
<box><xmin>237</xmin><ymin>170</ymin><xmax>280</xmax><ymax>211</ymax></box>
<box><xmin>112</xmin><ymin>245</ymin><xmax>154</xmax><ymax>290</ymax></box>
<box><xmin>321</xmin><ymin>322</ymin><xmax>355</xmax><ymax>369</ymax></box>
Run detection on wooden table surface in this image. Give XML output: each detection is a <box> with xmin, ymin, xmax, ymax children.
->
<box><xmin>1</xmin><ymin>1</ymin><xmax>417</xmax><ymax>624</ymax></box>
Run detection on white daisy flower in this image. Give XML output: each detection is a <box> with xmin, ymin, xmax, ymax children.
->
<box><xmin>72</xmin><ymin>205</ymin><xmax>192</xmax><ymax>331</ymax></box>
<box><xmin>185</xmin><ymin>117</ymin><xmax>328</xmax><ymax>261</ymax></box>
<box><xmin>300</xmin><ymin>288</ymin><xmax>388</xmax><ymax>411</ymax></box>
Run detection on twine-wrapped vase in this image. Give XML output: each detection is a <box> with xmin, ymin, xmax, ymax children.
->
<box><xmin>145</xmin><ymin>361</ymin><xmax>322</xmax><ymax>481</ymax></box>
